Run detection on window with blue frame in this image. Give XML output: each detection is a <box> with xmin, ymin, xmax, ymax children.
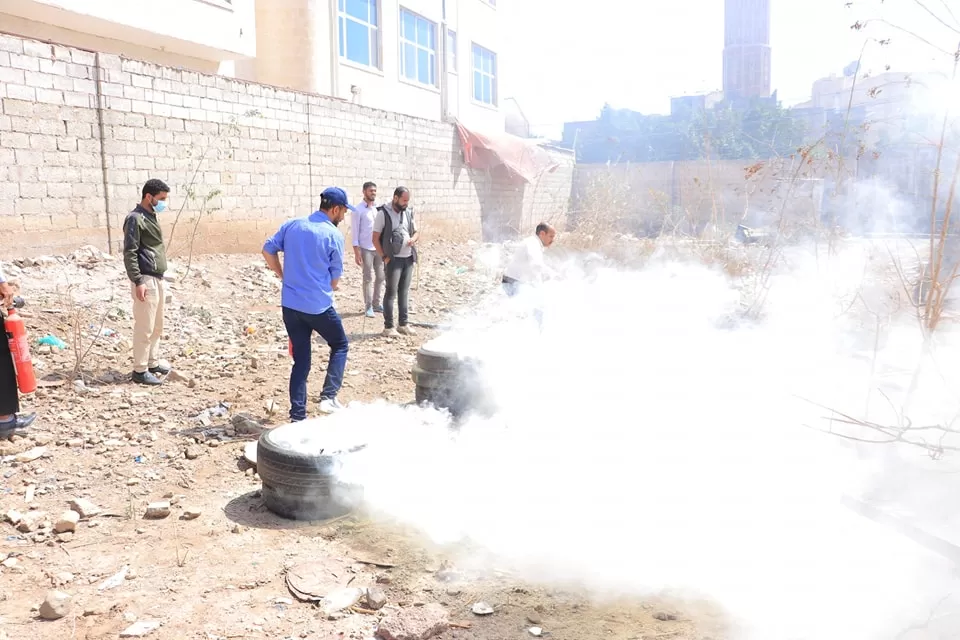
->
<box><xmin>338</xmin><ymin>0</ymin><xmax>379</xmax><ymax>68</ymax></box>
<box><xmin>400</xmin><ymin>9</ymin><xmax>437</xmax><ymax>87</ymax></box>
<box><xmin>471</xmin><ymin>43</ymin><xmax>497</xmax><ymax>105</ymax></box>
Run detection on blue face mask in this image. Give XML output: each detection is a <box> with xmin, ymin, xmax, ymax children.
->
<box><xmin>153</xmin><ymin>200</ymin><xmax>167</xmax><ymax>213</ymax></box>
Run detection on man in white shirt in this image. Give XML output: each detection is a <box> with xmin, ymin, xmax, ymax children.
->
<box><xmin>502</xmin><ymin>222</ymin><xmax>557</xmax><ymax>297</ymax></box>
<box><xmin>351</xmin><ymin>181</ymin><xmax>385</xmax><ymax>318</ymax></box>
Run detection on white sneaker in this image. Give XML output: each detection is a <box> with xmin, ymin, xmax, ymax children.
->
<box><xmin>397</xmin><ymin>325</ymin><xmax>417</xmax><ymax>336</ymax></box>
<box><xmin>382</xmin><ymin>328</ymin><xmax>400</xmax><ymax>338</ymax></box>
<box><xmin>364</xmin><ymin>307</ymin><xmax>375</xmax><ymax>318</ymax></box>
<box><xmin>319</xmin><ymin>397</ymin><xmax>344</xmax><ymax>414</ymax></box>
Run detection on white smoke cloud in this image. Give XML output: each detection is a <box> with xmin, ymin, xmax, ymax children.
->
<box><xmin>296</xmin><ymin>242</ymin><xmax>960</xmax><ymax>639</ymax></box>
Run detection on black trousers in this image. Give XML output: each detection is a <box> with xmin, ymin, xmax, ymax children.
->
<box><xmin>383</xmin><ymin>256</ymin><xmax>414</xmax><ymax>329</ymax></box>
<box><xmin>0</xmin><ymin>316</ymin><xmax>20</xmax><ymax>415</ymax></box>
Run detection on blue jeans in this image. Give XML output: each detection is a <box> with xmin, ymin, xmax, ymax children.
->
<box><xmin>282</xmin><ymin>306</ymin><xmax>349</xmax><ymax>421</ymax></box>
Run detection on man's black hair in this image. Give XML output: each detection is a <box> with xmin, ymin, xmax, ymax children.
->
<box><xmin>141</xmin><ymin>178</ymin><xmax>170</xmax><ymax>199</ymax></box>
<box><xmin>393</xmin><ymin>186</ymin><xmax>409</xmax><ymax>198</ymax></box>
<box><xmin>363</xmin><ymin>181</ymin><xmax>377</xmax><ymax>190</ymax></box>
<box><xmin>535</xmin><ymin>222</ymin><xmax>554</xmax><ymax>236</ymax></box>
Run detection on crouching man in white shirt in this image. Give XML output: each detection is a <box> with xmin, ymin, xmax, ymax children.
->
<box><xmin>502</xmin><ymin>222</ymin><xmax>557</xmax><ymax>296</ymax></box>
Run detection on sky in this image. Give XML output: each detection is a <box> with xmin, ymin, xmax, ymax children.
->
<box><xmin>503</xmin><ymin>0</ymin><xmax>960</xmax><ymax>138</ymax></box>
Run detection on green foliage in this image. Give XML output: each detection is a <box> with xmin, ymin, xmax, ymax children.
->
<box><xmin>576</xmin><ymin>101</ymin><xmax>808</xmax><ymax>163</ymax></box>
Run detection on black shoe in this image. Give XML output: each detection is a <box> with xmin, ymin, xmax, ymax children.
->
<box><xmin>132</xmin><ymin>371</ymin><xmax>163</xmax><ymax>386</ymax></box>
<box><xmin>149</xmin><ymin>364</ymin><xmax>170</xmax><ymax>375</ymax></box>
<box><xmin>0</xmin><ymin>412</ymin><xmax>36</xmax><ymax>434</ymax></box>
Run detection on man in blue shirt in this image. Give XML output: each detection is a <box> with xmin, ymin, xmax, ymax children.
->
<box><xmin>263</xmin><ymin>187</ymin><xmax>353</xmax><ymax>419</ymax></box>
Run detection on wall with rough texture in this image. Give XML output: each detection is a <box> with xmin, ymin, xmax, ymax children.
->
<box><xmin>0</xmin><ymin>33</ymin><xmax>572</xmax><ymax>257</ymax></box>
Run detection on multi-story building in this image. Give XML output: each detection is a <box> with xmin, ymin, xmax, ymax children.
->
<box><xmin>241</xmin><ymin>0</ymin><xmax>502</xmax><ymax>129</ymax></box>
<box><xmin>723</xmin><ymin>0</ymin><xmax>772</xmax><ymax>100</ymax></box>
<box><xmin>0</xmin><ymin>0</ymin><xmax>256</xmax><ymax>75</ymax></box>
<box><xmin>0</xmin><ymin>0</ymin><xmax>504</xmax><ymax>129</ymax></box>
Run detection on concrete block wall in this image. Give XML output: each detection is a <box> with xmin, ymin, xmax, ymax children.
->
<box><xmin>0</xmin><ymin>33</ymin><xmax>572</xmax><ymax>256</ymax></box>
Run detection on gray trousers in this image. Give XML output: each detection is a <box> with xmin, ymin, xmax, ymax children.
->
<box><xmin>361</xmin><ymin>248</ymin><xmax>385</xmax><ymax>310</ymax></box>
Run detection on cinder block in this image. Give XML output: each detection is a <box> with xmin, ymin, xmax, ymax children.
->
<box><xmin>19</xmin><ymin>182</ymin><xmax>47</xmax><ymax>198</ymax></box>
<box><xmin>0</xmin><ymin>35</ymin><xmax>23</xmax><ymax>54</ymax></box>
<box><xmin>6</xmin><ymin>85</ymin><xmax>36</xmax><ymax>101</ymax></box>
<box><xmin>24</xmin><ymin>71</ymin><xmax>54</xmax><ymax>89</ymax></box>
<box><xmin>71</xmin><ymin>50</ymin><xmax>96</xmax><ymax>66</ymax></box>
<box><xmin>35</xmin><ymin>89</ymin><xmax>64</xmax><ymax>105</ymax></box>
<box><xmin>0</xmin><ymin>66</ymin><xmax>24</xmax><ymax>84</ymax></box>
<box><xmin>38</xmin><ymin>59</ymin><xmax>66</xmax><ymax>75</ymax></box>
<box><xmin>65</xmin><ymin>63</ymin><xmax>91</xmax><ymax>79</ymax></box>
<box><xmin>22</xmin><ymin>40</ymin><xmax>52</xmax><ymax>58</ymax></box>
<box><xmin>14</xmin><ymin>199</ymin><xmax>43</xmax><ymax>215</ymax></box>
<box><xmin>73</xmin><ymin>78</ymin><xmax>96</xmax><ymax>94</ymax></box>
<box><xmin>99</xmin><ymin>54</ymin><xmax>122</xmax><ymax>71</ymax></box>
<box><xmin>8</xmin><ymin>53</ymin><xmax>39</xmax><ymax>72</ymax></box>
<box><xmin>131</xmin><ymin>74</ymin><xmax>152</xmax><ymax>89</ymax></box>
<box><xmin>0</xmin><ymin>131</ymin><xmax>29</xmax><ymax>149</ymax></box>
<box><xmin>63</xmin><ymin>91</ymin><xmax>91</xmax><ymax>108</ymax></box>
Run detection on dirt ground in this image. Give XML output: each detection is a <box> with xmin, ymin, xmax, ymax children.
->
<box><xmin>0</xmin><ymin>240</ymin><xmax>723</xmax><ymax>640</ymax></box>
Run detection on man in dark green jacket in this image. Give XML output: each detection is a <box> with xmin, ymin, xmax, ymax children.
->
<box><xmin>123</xmin><ymin>178</ymin><xmax>170</xmax><ymax>385</ymax></box>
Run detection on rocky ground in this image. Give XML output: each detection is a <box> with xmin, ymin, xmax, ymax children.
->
<box><xmin>0</xmin><ymin>240</ymin><xmax>720</xmax><ymax>640</ymax></box>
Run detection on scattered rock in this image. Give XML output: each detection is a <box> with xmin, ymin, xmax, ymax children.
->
<box><xmin>364</xmin><ymin>587</ymin><xmax>388</xmax><ymax>610</ymax></box>
<box><xmin>119</xmin><ymin>620</ymin><xmax>162</xmax><ymax>637</ymax></box>
<box><xmin>526</xmin><ymin>613</ymin><xmax>543</xmax><ymax>625</ymax></box>
<box><xmin>68</xmin><ymin>498</ymin><xmax>100</xmax><ymax>519</ymax></box>
<box><xmin>654</xmin><ymin>611</ymin><xmax>678</xmax><ymax>622</ymax></box>
<box><xmin>376</xmin><ymin>603</ymin><xmax>450</xmax><ymax>640</ymax></box>
<box><xmin>183</xmin><ymin>446</ymin><xmax>204</xmax><ymax>460</ymax></box>
<box><xmin>181</xmin><ymin>507</ymin><xmax>202</xmax><ymax>520</ymax></box>
<box><xmin>144</xmin><ymin>502</ymin><xmax>170</xmax><ymax>519</ymax></box>
<box><xmin>5</xmin><ymin>509</ymin><xmax>23</xmax><ymax>525</ymax></box>
<box><xmin>471</xmin><ymin>602</ymin><xmax>494</xmax><ymax>616</ymax></box>
<box><xmin>39</xmin><ymin>590</ymin><xmax>72</xmax><ymax>620</ymax></box>
<box><xmin>53</xmin><ymin>510</ymin><xmax>80</xmax><ymax>533</ymax></box>
<box><xmin>16</xmin><ymin>511</ymin><xmax>46</xmax><ymax>533</ymax></box>
<box><xmin>14</xmin><ymin>446</ymin><xmax>46</xmax><ymax>463</ymax></box>
<box><xmin>231</xmin><ymin>413</ymin><xmax>265</xmax><ymax>436</ymax></box>
<box><xmin>528</xmin><ymin>627</ymin><xmax>543</xmax><ymax>637</ymax></box>
<box><xmin>167</xmin><ymin>370</ymin><xmax>194</xmax><ymax>385</ymax></box>
<box><xmin>264</xmin><ymin>399</ymin><xmax>278</xmax><ymax>415</ymax></box>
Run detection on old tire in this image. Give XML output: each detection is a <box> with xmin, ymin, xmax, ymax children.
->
<box><xmin>416</xmin><ymin>345</ymin><xmax>461</xmax><ymax>373</ymax></box>
<box><xmin>257</xmin><ymin>427</ymin><xmax>360</xmax><ymax>521</ymax></box>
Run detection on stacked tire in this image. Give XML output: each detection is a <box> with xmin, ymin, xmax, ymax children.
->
<box><xmin>412</xmin><ymin>344</ymin><xmax>488</xmax><ymax>417</ymax></box>
<box><xmin>257</xmin><ymin>426</ymin><xmax>364</xmax><ymax>521</ymax></box>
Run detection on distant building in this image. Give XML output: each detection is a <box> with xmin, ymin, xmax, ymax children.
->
<box><xmin>670</xmin><ymin>92</ymin><xmax>724</xmax><ymax>117</ymax></box>
<box><xmin>723</xmin><ymin>0</ymin><xmax>772</xmax><ymax>99</ymax></box>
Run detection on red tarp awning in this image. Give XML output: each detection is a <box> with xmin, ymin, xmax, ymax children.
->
<box><xmin>455</xmin><ymin>121</ymin><xmax>559</xmax><ymax>184</ymax></box>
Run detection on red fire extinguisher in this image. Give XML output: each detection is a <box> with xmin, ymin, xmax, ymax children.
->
<box><xmin>5</xmin><ymin>308</ymin><xmax>37</xmax><ymax>394</ymax></box>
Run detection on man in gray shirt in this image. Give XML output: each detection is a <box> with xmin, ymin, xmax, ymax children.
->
<box><xmin>372</xmin><ymin>186</ymin><xmax>419</xmax><ymax>337</ymax></box>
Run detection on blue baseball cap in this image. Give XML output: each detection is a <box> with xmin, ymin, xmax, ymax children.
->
<box><xmin>321</xmin><ymin>186</ymin><xmax>356</xmax><ymax>212</ymax></box>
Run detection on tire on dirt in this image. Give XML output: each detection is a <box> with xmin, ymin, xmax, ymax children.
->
<box><xmin>412</xmin><ymin>346</ymin><xmax>492</xmax><ymax>417</ymax></box>
<box><xmin>416</xmin><ymin>345</ymin><xmax>461</xmax><ymax>373</ymax></box>
<box><xmin>257</xmin><ymin>428</ymin><xmax>360</xmax><ymax>521</ymax></box>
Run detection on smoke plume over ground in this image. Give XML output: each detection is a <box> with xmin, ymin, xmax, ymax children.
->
<box><xmin>311</xmin><ymin>242</ymin><xmax>960</xmax><ymax>639</ymax></box>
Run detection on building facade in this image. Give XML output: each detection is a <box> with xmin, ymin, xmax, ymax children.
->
<box><xmin>0</xmin><ymin>0</ymin><xmax>504</xmax><ymax>130</ymax></box>
<box><xmin>722</xmin><ymin>0</ymin><xmax>771</xmax><ymax>99</ymax></box>
<box><xmin>0</xmin><ymin>0</ymin><xmax>255</xmax><ymax>75</ymax></box>
<box><xmin>237</xmin><ymin>0</ymin><xmax>503</xmax><ymax>130</ymax></box>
